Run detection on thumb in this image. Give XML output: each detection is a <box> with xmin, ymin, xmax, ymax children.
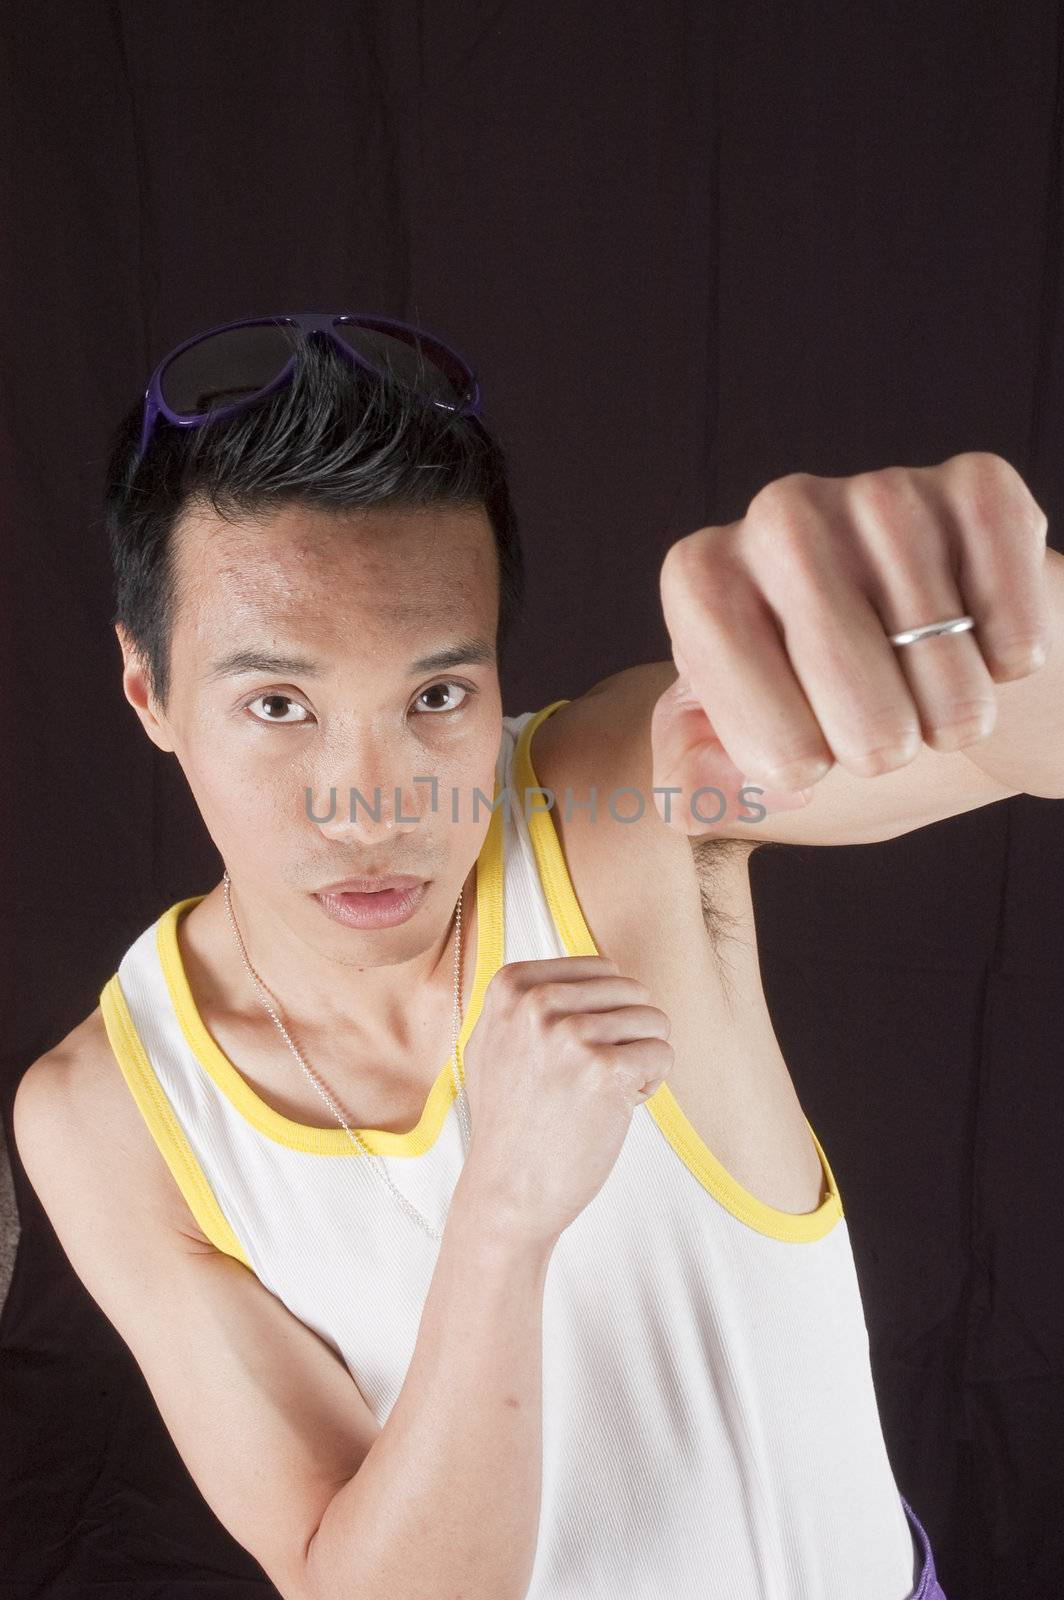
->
<box><xmin>650</xmin><ymin>674</ymin><xmax>813</xmax><ymax>835</ymax></box>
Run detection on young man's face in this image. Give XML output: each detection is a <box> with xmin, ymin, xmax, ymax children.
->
<box><xmin>118</xmin><ymin>498</ymin><xmax>504</xmax><ymax>958</ymax></box>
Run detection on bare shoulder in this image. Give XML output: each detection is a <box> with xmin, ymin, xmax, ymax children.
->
<box><xmin>14</xmin><ymin>1013</ymin><xmax>384</xmax><ymax>1596</ymax></box>
<box><xmin>13</xmin><ymin>1005</ymin><xmax>213</xmax><ymax>1251</ymax></box>
<box><xmin>14</xmin><ymin>1006</ymin><xmax>121</xmax><ymax>1150</ymax></box>
<box><xmin>527</xmin><ymin>682</ymin><xmax>760</xmax><ymax>966</ymax></box>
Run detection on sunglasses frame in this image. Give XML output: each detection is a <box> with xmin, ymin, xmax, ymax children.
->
<box><xmin>135</xmin><ymin>311</ymin><xmax>483</xmax><ymax>465</ymax></box>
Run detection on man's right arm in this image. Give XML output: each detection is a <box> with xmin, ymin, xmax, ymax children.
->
<box><xmin>13</xmin><ymin>1046</ymin><xmax>555</xmax><ymax>1600</ymax></box>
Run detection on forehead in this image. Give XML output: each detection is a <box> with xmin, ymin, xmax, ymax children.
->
<box><xmin>172</xmin><ymin>500</ymin><xmax>497</xmax><ymax>642</ymax></box>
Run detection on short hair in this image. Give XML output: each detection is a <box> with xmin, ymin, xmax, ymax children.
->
<box><xmin>103</xmin><ymin>331</ymin><xmax>525</xmax><ymax>711</ymax></box>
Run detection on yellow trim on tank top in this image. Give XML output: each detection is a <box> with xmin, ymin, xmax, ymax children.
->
<box><xmin>150</xmin><ymin>770</ymin><xmax>507</xmax><ymax>1157</ymax></box>
<box><xmin>98</xmin><ymin>973</ymin><xmax>253</xmax><ymax>1269</ymax></box>
<box><xmin>513</xmin><ymin>698</ymin><xmax>845</xmax><ymax>1245</ymax></box>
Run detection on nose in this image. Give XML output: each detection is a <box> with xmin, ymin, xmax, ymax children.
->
<box><xmin>309</xmin><ymin>749</ymin><xmax>426</xmax><ymax>845</ymax></box>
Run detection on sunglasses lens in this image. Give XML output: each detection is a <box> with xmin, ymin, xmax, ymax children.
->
<box><xmin>333</xmin><ymin>319</ymin><xmax>474</xmax><ymax>409</ymax></box>
<box><xmin>160</xmin><ymin>321</ymin><xmax>300</xmax><ymax>415</ymax></box>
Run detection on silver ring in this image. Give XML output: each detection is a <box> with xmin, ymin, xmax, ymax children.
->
<box><xmin>888</xmin><ymin>614</ymin><xmax>975</xmax><ymax>648</ymax></box>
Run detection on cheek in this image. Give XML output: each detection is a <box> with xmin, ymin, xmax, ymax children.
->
<box><xmin>179</xmin><ymin>737</ymin><xmax>291</xmax><ymax>839</ymax></box>
<box><xmin>446</xmin><ymin>740</ymin><xmax>505</xmax><ymax>841</ymax></box>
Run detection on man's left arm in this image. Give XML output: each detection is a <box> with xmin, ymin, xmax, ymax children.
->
<box><xmin>566</xmin><ymin>455</ymin><xmax>1064</xmax><ymax>849</ymax></box>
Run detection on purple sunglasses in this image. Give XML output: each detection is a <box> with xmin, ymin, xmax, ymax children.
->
<box><xmin>135</xmin><ymin>311</ymin><xmax>483</xmax><ymax>465</ymax></box>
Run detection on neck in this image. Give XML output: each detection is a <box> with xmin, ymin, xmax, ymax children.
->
<box><xmin>193</xmin><ymin>865</ymin><xmax>476</xmax><ymax>1057</ymax></box>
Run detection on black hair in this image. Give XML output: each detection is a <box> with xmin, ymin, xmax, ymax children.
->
<box><xmin>103</xmin><ymin>330</ymin><xmax>525</xmax><ymax>711</ymax></box>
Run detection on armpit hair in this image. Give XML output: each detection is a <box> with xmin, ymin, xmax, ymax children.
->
<box><xmin>687</xmin><ymin>834</ymin><xmax>764</xmax><ymax>1017</ymax></box>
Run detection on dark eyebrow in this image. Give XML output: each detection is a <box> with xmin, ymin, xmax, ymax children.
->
<box><xmin>204</xmin><ymin>638</ymin><xmax>497</xmax><ymax>683</ymax></box>
<box><xmin>409</xmin><ymin>639</ymin><xmax>497</xmax><ymax>674</ymax></box>
<box><xmin>203</xmin><ymin>650</ymin><xmax>324</xmax><ymax>683</ymax></box>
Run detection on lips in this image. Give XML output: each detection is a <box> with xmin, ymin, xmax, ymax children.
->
<box><xmin>317</xmin><ymin>873</ymin><xmax>426</xmax><ymax>895</ymax></box>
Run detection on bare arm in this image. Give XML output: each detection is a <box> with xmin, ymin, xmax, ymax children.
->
<box><xmin>13</xmin><ymin>1048</ymin><xmax>553</xmax><ymax>1600</ymax></box>
<box><xmin>306</xmin><ymin>1178</ymin><xmax>552</xmax><ymax>1600</ymax></box>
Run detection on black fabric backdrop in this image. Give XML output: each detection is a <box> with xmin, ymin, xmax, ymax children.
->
<box><xmin>2</xmin><ymin>3</ymin><xmax>1063</xmax><ymax>1597</ymax></box>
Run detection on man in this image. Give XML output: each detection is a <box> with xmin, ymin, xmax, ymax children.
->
<box><xmin>14</xmin><ymin>313</ymin><xmax>1064</xmax><ymax>1600</ymax></box>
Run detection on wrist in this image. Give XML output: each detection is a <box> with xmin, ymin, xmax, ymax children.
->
<box><xmin>448</xmin><ymin>1162</ymin><xmax>559</xmax><ymax>1263</ymax></box>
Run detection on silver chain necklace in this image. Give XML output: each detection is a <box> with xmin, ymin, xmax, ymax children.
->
<box><xmin>221</xmin><ymin>869</ymin><xmax>470</xmax><ymax>1246</ymax></box>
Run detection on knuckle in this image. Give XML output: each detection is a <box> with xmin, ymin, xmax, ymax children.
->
<box><xmin>647</xmin><ymin>1042</ymin><xmax>675</xmax><ymax>1083</ymax></box>
<box><xmin>849</xmin><ymin>706</ymin><xmax>922</xmax><ymax>756</ymax></box>
<box><xmin>851</xmin><ymin>467</ymin><xmax>934</xmax><ymax>566</ymax></box>
<box><xmin>1027</xmin><ymin>500</ymin><xmax>1050</xmax><ymax>542</ymax></box>
<box><xmin>749</xmin><ymin>471</ymin><xmax>812</xmax><ymax>519</ymax></box>
<box><xmin>662</xmin><ymin>527</ymin><xmax>701</xmax><ymax>567</ymax></box>
<box><xmin>711</xmin><ymin>559</ymin><xmax>761</xmax><ymax>627</ymax></box>
<box><xmin>925</xmin><ymin>727</ymin><xmax>988</xmax><ymax>753</ymax></box>
<box><xmin>926</xmin><ymin>698</ymin><xmax>996</xmax><ymax>746</ymax></box>
<box><xmin>662</xmin><ymin>531</ymin><xmax>751</xmax><ymax>624</ymax></box>
<box><xmin>672</xmin><ymin>549</ymin><xmax>759</xmax><ymax>635</ymax></box>
<box><xmin>524</xmin><ymin>981</ymin><xmax>559</xmax><ymax>1019</ymax></box>
<box><xmin>844</xmin><ymin>738</ymin><xmax>922</xmax><ymax>776</ymax></box>
<box><xmin>487</xmin><ymin>963</ymin><xmax>519</xmax><ymax>1003</ymax></box>
<box><xmin>749</xmin><ymin>476</ymin><xmax>807</xmax><ymax>535</ymax></box>
<box><xmin>857</xmin><ymin>464</ymin><xmax>914</xmax><ymax>514</ymax></box>
<box><xmin>949</xmin><ymin>693</ymin><xmax>999</xmax><ymax>723</ymax></box>
<box><xmin>659</xmin><ymin>535</ymin><xmax>691</xmax><ymax>592</ymax></box>
<box><xmin>950</xmin><ymin>451</ymin><xmax>1015</xmax><ymax>534</ymax></box>
<box><xmin>757</xmin><ymin>740</ymin><xmax>832</xmax><ymax>788</ymax></box>
<box><xmin>967</xmin><ymin>449</ymin><xmax>1015</xmax><ymax>483</ymax></box>
<box><xmin>745</xmin><ymin>501</ymin><xmax>827</xmax><ymax>587</ymax></box>
<box><xmin>556</xmin><ymin>1010</ymin><xmax>589</xmax><ymax>1043</ymax></box>
<box><xmin>853</xmin><ymin>469</ymin><xmax>930</xmax><ymax>552</ymax></box>
<box><xmin>662</xmin><ymin>528</ymin><xmax>715</xmax><ymax>587</ymax></box>
<box><xmin>989</xmin><ymin>626</ymin><xmax>1047</xmax><ymax>673</ymax></box>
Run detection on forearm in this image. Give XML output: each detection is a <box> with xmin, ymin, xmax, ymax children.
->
<box><xmin>304</xmin><ymin>1172</ymin><xmax>553</xmax><ymax>1600</ymax></box>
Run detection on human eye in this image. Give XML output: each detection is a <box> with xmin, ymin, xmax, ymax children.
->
<box><xmin>412</xmin><ymin>681</ymin><xmax>474</xmax><ymax>716</ymax></box>
<box><xmin>243</xmin><ymin>692</ymin><xmax>313</xmax><ymax>726</ymax></box>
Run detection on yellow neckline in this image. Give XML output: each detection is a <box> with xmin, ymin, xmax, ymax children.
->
<box><xmin>154</xmin><ymin>771</ymin><xmax>507</xmax><ymax>1157</ymax></box>
<box><xmin>512</xmin><ymin>699</ymin><xmax>844</xmax><ymax>1244</ymax></box>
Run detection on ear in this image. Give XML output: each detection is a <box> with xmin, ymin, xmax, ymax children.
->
<box><xmin>115</xmin><ymin>624</ymin><xmax>177</xmax><ymax>753</ymax></box>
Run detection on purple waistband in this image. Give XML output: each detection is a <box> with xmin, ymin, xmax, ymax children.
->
<box><xmin>899</xmin><ymin>1495</ymin><xmax>948</xmax><ymax>1600</ymax></box>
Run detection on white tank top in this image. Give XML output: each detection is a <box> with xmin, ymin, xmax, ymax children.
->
<box><xmin>100</xmin><ymin>701</ymin><xmax>921</xmax><ymax>1599</ymax></box>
